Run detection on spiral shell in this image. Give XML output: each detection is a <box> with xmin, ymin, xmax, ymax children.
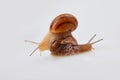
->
<box><xmin>50</xmin><ymin>13</ymin><xmax>78</xmax><ymax>34</ymax></box>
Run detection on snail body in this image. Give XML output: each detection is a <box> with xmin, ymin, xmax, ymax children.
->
<box><xmin>26</xmin><ymin>13</ymin><xmax>103</xmax><ymax>56</ymax></box>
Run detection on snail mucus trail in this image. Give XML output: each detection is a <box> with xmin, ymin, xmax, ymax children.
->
<box><xmin>25</xmin><ymin>13</ymin><xmax>103</xmax><ymax>56</ymax></box>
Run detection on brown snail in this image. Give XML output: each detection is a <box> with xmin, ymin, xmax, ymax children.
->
<box><xmin>25</xmin><ymin>13</ymin><xmax>103</xmax><ymax>56</ymax></box>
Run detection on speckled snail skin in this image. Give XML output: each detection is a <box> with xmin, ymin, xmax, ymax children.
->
<box><xmin>26</xmin><ymin>13</ymin><xmax>103</xmax><ymax>56</ymax></box>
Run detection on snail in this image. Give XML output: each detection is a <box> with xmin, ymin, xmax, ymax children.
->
<box><xmin>25</xmin><ymin>13</ymin><xmax>103</xmax><ymax>56</ymax></box>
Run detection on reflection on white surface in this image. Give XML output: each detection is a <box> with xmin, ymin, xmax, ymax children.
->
<box><xmin>0</xmin><ymin>0</ymin><xmax>120</xmax><ymax>80</ymax></box>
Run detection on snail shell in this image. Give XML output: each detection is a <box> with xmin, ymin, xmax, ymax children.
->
<box><xmin>50</xmin><ymin>13</ymin><xmax>78</xmax><ymax>34</ymax></box>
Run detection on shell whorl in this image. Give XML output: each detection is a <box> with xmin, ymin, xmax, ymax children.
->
<box><xmin>50</xmin><ymin>13</ymin><xmax>78</xmax><ymax>33</ymax></box>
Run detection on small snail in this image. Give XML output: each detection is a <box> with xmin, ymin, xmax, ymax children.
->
<box><xmin>25</xmin><ymin>13</ymin><xmax>103</xmax><ymax>56</ymax></box>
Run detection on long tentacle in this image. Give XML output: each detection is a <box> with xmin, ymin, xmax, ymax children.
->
<box><xmin>90</xmin><ymin>39</ymin><xmax>103</xmax><ymax>45</ymax></box>
<box><xmin>29</xmin><ymin>46</ymin><xmax>39</xmax><ymax>56</ymax></box>
<box><xmin>25</xmin><ymin>40</ymin><xmax>39</xmax><ymax>45</ymax></box>
<box><xmin>88</xmin><ymin>34</ymin><xmax>96</xmax><ymax>43</ymax></box>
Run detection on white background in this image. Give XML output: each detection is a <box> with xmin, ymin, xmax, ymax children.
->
<box><xmin>0</xmin><ymin>0</ymin><xmax>120</xmax><ymax>80</ymax></box>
